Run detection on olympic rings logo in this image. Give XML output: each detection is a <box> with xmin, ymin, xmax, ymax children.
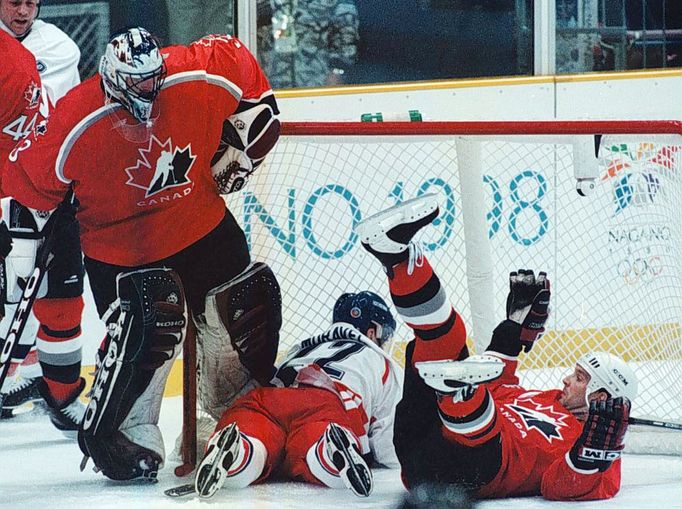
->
<box><xmin>617</xmin><ymin>256</ymin><xmax>663</xmax><ymax>285</ymax></box>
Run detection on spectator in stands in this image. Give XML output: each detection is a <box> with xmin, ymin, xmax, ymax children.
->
<box><xmin>257</xmin><ymin>0</ymin><xmax>359</xmax><ymax>88</ymax></box>
<box><xmin>165</xmin><ymin>0</ymin><xmax>233</xmax><ymax>46</ymax></box>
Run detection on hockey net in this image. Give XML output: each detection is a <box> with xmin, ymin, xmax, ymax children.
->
<box><xmin>178</xmin><ymin>120</ymin><xmax>682</xmax><ymax>470</ymax></box>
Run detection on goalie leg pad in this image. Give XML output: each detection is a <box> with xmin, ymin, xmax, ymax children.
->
<box><xmin>196</xmin><ymin>262</ymin><xmax>281</xmax><ymax>419</ymax></box>
<box><xmin>78</xmin><ymin>268</ymin><xmax>187</xmax><ymax>481</ymax></box>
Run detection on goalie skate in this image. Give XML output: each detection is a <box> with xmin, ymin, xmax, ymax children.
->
<box><xmin>194</xmin><ymin>422</ymin><xmax>242</xmax><ymax>499</ymax></box>
<box><xmin>415</xmin><ymin>355</ymin><xmax>504</xmax><ymax>394</ymax></box>
<box><xmin>355</xmin><ymin>193</ymin><xmax>439</xmax><ymax>273</ymax></box>
<box><xmin>324</xmin><ymin>423</ymin><xmax>373</xmax><ymax>497</ymax></box>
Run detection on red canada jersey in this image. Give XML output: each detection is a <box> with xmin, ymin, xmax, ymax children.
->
<box><xmin>2</xmin><ymin>35</ymin><xmax>274</xmax><ymax>265</ymax></box>
<box><xmin>475</xmin><ymin>360</ymin><xmax>621</xmax><ymax>501</ymax></box>
<box><xmin>0</xmin><ymin>31</ymin><xmax>48</xmax><ymax>166</ymax></box>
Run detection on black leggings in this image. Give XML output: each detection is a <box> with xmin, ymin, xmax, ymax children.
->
<box><xmin>393</xmin><ymin>340</ymin><xmax>503</xmax><ymax>491</ymax></box>
<box><xmin>84</xmin><ymin>209</ymin><xmax>250</xmax><ymax>318</ymax></box>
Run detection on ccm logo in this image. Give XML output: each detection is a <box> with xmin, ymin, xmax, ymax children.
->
<box><xmin>581</xmin><ymin>447</ymin><xmax>622</xmax><ymax>461</ymax></box>
<box><xmin>612</xmin><ymin>368</ymin><xmax>630</xmax><ymax>386</ymax></box>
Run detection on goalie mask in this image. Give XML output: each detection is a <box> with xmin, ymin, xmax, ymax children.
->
<box><xmin>333</xmin><ymin>291</ymin><xmax>396</xmax><ymax>347</ymax></box>
<box><xmin>577</xmin><ymin>351</ymin><xmax>638</xmax><ymax>405</ymax></box>
<box><xmin>99</xmin><ymin>27</ymin><xmax>166</xmax><ymax>124</ymax></box>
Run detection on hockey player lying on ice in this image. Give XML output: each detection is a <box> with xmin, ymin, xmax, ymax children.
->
<box><xmin>192</xmin><ymin>291</ymin><xmax>403</xmax><ymax>499</ymax></box>
<box><xmin>2</xmin><ymin>27</ymin><xmax>282</xmax><ymax>481</ymax></box>
<box><xmin>355</xmin><ymin>193</ymin><xmax>638</xmax><ymax>502</ymax></box>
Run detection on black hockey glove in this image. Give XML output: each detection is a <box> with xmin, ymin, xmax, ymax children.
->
<box><xmin>569</xmin><ymin>397</ymin><xmax>630</xmax><ymax>472</ymax></box>
<box><xmin>506</xmin><ymin>269</ymin><xmax>550</xmax><ymax>352</ymax></box>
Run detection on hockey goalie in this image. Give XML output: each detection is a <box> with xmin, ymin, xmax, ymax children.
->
<box><xmin>2</xmin><ymin>27</ymin><xmax>282</xmax><ymax>481</ymax></box>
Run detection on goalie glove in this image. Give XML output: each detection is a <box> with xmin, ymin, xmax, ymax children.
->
<box><xmin>210</xmin><ymin>94</ymin><xmax>281</xmax><ymax>194</ymax></box>
<box><xmin>569</xmin><ymin>397</ymin><xmax>630</xmax><ymax>473</ymax></box>
<box><xmin>505</xmin><ymin>269</ymin><xmax>550</xmax><ymax>352</ymax></box>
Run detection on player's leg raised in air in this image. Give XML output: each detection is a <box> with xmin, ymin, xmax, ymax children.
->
<box><xmin>356</xmin><ymin>193</ymin><xmax>502</xmax><ymax>489</ymax></box>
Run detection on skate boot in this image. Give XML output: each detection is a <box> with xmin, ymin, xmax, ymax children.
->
<box><xmin>415</xmin><ymin>354</ymin><xmax>504</xmax><ymax>396</ymax></box>
<box><xmin>195</xmin><ymin>422</ymin><xmax>242</xmax><ymax>499</ymax></box>
<box><xmin>324</xmin><ymin>423</ymin><xmax>373</xmax><ymax>497</ymax></box>
<box><xmin>38</xmin><ymin>377</ymin><xmax>87</xmax><ymax>437</ymax></box>
<box><xmin>355</xmin><ymin>193</ymin><xmax>439</xmax><ymax>277</ymax></box>
<box><xmin>1</xmin><ymin>376</ymin><xmax>42</xmax><ymax>418</ymax></box>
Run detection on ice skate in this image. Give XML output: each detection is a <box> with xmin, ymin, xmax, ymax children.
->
<box><xmin>195</xmin><ymin>422</ymin><xmax>242</xmax><ymax>499</ymax></box>
<box><xmin>1</xmin><ymin>376</ymin><xmax>42</xmax><ymax>418</ymax></box>
<box><xmin>324</xmin><ymin>423</ymin><xmax>373</xmax><ymax>497</ymax></box>
<box><xmin>355</xmin><ymin>193</ymin><xmax>439</xmax><ymax>276</ymax></box>
<box><xmin>415</xmin><ymin>354</ymin><xmax>504</xmax><ymax>394</ymax></box>
<box><xmin>38</xmin><ymin>378</ymin><xmax>87</xmax><ymax>437</ymax></box>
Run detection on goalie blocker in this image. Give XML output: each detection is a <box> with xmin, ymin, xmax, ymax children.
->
<box><xmin>78</xmin><ymin>268</ymin><xmax>187</xmax><ymax>481</ymax></box>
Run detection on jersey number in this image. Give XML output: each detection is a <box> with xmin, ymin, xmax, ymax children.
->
<box><xmin>2</xmin><ymin>113</ymin><xmax>39</xmax><ymax>142</ymax></box>
<box><xmin>278</xmin><ymin>340</ymin><xmax>366</xmax><ymax>385</ymax></box>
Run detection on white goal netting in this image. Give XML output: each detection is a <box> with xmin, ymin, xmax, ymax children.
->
<box><xmin>222</xmin><ymin>121</ymin><xmax>682</xmax><ymax>440</ymax></box>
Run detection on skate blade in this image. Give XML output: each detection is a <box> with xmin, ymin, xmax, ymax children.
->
<box><xmin>327</xmin><ymin>425</ymin><xmax>372</xmax><ymax>497</ymax></box>
<box><xmin>415</xmin><ymin>359</ymin><xmax>504</xmax><ymax>385</ymax></box>
<box><xmin>164</xmin><ymin>483</ymin><xmax>196</xmax><ymax>497</ymax></box>
<box><xmin>355</xmin><ymin>193</ymin><xmax>439</xmax><ymax>241</ymax></box>
<box><xmin>195</xmin><ymin>423</ymin><xmax>239</xmax><ymax>499</ymax></box>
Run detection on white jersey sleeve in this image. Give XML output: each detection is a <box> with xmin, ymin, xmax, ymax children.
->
<box><xmin>22</xmin><ymin>20</ymin><xmax>80</xmax><ymax>102</ymax></box>
<box><xmin>277</xmin><ymin>322</ymin><xmax>403</xmax><ymax>467</ymax></box>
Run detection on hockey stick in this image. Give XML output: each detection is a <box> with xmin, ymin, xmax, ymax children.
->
<box><xmin>175</xmin><ymin>318</ymin><xmax>198</xmax><ymax>477</ymax></box>
<box><xmin>629</xmin><ymin>417</ymin><xmax>682</xmax><ymax>431</ymax></box>
<box><xmin>0</xmin><ymin>189</ymin><xmax>75</xmax><ymax>391</ymax></box>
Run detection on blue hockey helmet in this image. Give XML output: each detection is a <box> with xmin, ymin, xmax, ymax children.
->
<box><xmin>332</xmin><ymin>291</ymin><xmax>396</xmax><ymax>347</ymax></box>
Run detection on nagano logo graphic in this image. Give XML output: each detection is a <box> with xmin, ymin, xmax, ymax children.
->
<box><xmin>505</xmin><ymin>398</ymin><xmax>569</xmax><ymax>443</ymax></box>
<box><xmin>601</xmin><ymin>143</ymin><xmax>679</xmax><ymax>214</ymax></box>
<box><xmin>125</xmin><ymin>135</ymin><xmax>196</xmax><ymax>197</ymax></box>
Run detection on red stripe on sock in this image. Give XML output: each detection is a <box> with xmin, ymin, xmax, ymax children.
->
<box><xmin>43</xmin><ymin>377</ymin><xmax>81</xmax><ymax>404</ymax></box>
<box><xmin>388</xmin><ymin>258</ymin><xmax>434</xmax><ymax>296</ymax></box>
<box><xmin>412</xmin><ymin>310</ymin><xmax>467</xmax><ymax>365</ymax></box>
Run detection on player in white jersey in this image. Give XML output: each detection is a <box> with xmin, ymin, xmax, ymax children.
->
<box><xmin>192</xmin><ymin>291</ymin><xmax>403</xmax><ymax>499</ymax></box>
<box><xmin>0</xmin><ymin>0</ymin><xmax>80</xmax><ymax>102</ymax></box>
<box><xmin>0</xmin><ymin>0</ymin><xmax>84</xmax><ymax>428</ymax></box>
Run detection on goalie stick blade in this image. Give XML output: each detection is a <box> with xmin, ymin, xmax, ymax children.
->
<box><xmin>164</xmin><ymin>483</ymin><xmax>196</xmax><ymax>498</ymax></box>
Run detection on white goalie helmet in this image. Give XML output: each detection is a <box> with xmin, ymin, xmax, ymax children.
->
<box><xmin>99</xmin><ymin>27</ymin><xmax>166</xmax><ymax>123</ymax></box>
<box><xmin>577</xmin><ymin>351</ymin><xmax>638</xmax><ymax>404</ymax></box>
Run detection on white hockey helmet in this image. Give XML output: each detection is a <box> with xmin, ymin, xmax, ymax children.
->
<box><xmin>576</xmin><ymin>351</ymin><xmax>638</xmax><ymax>404</ymax></box>
<box><xmin>99</xmin><ymin>27</ymin><xmax>166</xmax><ymax>123</ymax></box>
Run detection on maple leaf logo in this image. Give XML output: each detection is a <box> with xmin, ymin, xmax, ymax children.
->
<box><xmin>505</xmin><ymin>398</ymin><xmax>569</xmax><ymax>443</ymax></box>
<box><xmin>125</xmin><ymin>135</ymin><xmax>195</xmax><ymax>197</ymax></box>
<box><xmin>24</xmin><ymin>81</ymin><xmax>41</xmax><ymax>110</ymax></box>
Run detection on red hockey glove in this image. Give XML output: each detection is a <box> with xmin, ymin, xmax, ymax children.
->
<box><xmin>569</xmin><ymin>397</ymin><xmax>630</xmax><ymax>472</ymax></box>
<box><xmin>506</xmin><ymin>269</ymin><xmax>550</xmax><ymax>352</ymax></box>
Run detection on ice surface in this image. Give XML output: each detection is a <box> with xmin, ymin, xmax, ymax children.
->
<box><xmin>2</xmin><ymin>396</ymin><xmax>682</xmax><ymax>509</ymax></box>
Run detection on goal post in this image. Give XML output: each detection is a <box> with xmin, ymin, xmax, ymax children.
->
<box><xmin>178</xmin><ymin>120</ymin><xmax>682</xmax><ymax>469</ymax></box>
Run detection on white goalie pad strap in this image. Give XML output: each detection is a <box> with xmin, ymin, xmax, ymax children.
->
<box><xmin>195</xmin><ymin>314</ymin><xmax>259</xmax><ymax>421</ymax></box>
<box><xmin>0</xmin><ymin>198</ymin><xmax>52</xmax><ymax>302</ymax></box>
<box><xmin>116</xmin><ymin>345</ymin><xmax>180</xmax><ymax>465</ymax></box>
<box><xmin>0</xmin><ymin>303</ymin><xmax>39</xmax><ymax>349</ymax></box>
<box><xmin>120</xmin><ymin>424</ymin><xmax>165</xmax><ymax>465</ymax></box>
